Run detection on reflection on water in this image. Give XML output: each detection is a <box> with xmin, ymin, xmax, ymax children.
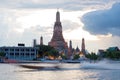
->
<box><xmin>0</xmin><ymin>62</ymin><xmax>120</xmax><ymax>80</ymax></box>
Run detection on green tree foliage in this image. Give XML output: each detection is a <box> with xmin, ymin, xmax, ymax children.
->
<box><xmin>37</xmin><ymin>45</ymin><xmax>59</xmax><ymax>58</ymax></box>
<box><xmin>104</xmin><ymin>51</ymin><xmax>120</xmax><ymax>60</ymax></box>
<box><xmin>48</xmin><ymin>49</ymin><xmax>59</xmax><ymax>58</ymax></box>
<box><xmin>73</xmin><ymin>54</ymin><xmax>80</xmax><ymax>60</ymax></box>
<box><xmin>85</xmin><ymin>52</ymin><xmax>98</xmax><ymax>60</ymax></box>
<box><xmin>38</xmin><ymin>45</ymin><xmax>53</xmax><ymax>57</ymax></box>
<box><xmin>60</xmin><ymin>54</ymin><xmax>67</xmax><ymax>60</ymax></box>
<box><xmin>0</xmin><ymin>52</ymin><xmax>6</xmax><ymax>57</ymax></box>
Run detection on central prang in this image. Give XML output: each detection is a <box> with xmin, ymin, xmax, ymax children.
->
<box><xmin>48</xmin><ymin>11</ymin><xmax>68</xmax><ymax>52</ymax></box>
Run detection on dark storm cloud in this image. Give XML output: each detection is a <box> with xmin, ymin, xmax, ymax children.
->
<box><xmin>82</xmin><ymin>3</ymin><xmax>120</xmax><ymax>36</ymax></box>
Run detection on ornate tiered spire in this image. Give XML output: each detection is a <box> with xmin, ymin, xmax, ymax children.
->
<box><xmin>51</xmin><ymin>10</ymin><xmax>64</xmax><ymax>42</ymax></box>
<box><xmin>81</xmin><ymin>38</ymin><xmax>86</xmax><ymax>55</ymax></box>
<box><xmin>48</xmin><ymin>10</ymin><xmax>68</xmax><ymax>51</ymax></box>
<box><xmin>40</xmin><ymin>36</ymin><xmax>43</xmax><ymax>45</ymax></box>
<box><xmin>56</xmin><ymin>10</ymin><xmax>60</xmax><ymax>22</ymax></box>
<box><xmin>68</xmin><ymin>40</ymin><xmax>72</xmax><ymax>58</ymax></box>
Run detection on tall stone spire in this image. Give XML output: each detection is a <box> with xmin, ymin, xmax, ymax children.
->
<box><xmin>56</xmin><ymin>11</ymin><xmax>60</xmax><ymax>22</ymax></box>
<box><xmin>51</xmin><ymin>10</ymin><xmax>64</xmax><ymax>42</ymax></box>
<box><xmin>33</xmin><ymin>39</ymin><xmax>36</xmax><ymax>47</ymax></box>
<box><xmin>68</xmin><ymin>40</ymin><xmax>72</xmax><ymax>58</ymax></box>
<box><xmin>40</xmin><ymin>36</ymin><xmax>43</xmax><ymax>45</ymax></box>
<box><xmin>48</xmin><ymin>10</ymin><xmax>68</xmax><ymax>51</ymax></box>
<box><xmin>69</xmin><ymin>40</ymin><xmax>72</xmax><ymax>50</ymax></box>
<box><xmin>81</xmin><ymin>38</ymin><xmax>86</xmax><ymax>55</ymax></box>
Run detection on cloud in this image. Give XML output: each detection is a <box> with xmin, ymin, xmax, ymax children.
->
<box><xmin>0</xmin><ymin>19</ymin><xmax>9</xmax><ymax>43</ymax></box>
<box><xmin>20</xmin><ymin>25</ymin><xmax>53</xmax><ymax>45</ymax></box>
<box><xmin>82</xmin><ymin>2</ymin><xmax>120</xmax><ymax>36</ymax></box>
<box><xmin>0</xmin><ymin>0</ymin><xmax>119</xmax><ymax>10</ymax></box>
<box><xmin>62</xmin><ymin>20</ymin><xmax>81</xmax><ymax>32</ymax></box>
<box><xmin>0</xmin><ymin>10</ymin><xmax>16</xmax><ymax>45</ymax></box>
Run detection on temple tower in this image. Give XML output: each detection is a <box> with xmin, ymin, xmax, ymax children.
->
<box><xmin>68</xmin><ymin>40</ymin><xmax>73</xmax><ymax>58</ymax></box>
<box><xmin>81</xmin><ymin>38</ymin><xmax>86</xmax><ymax>55</ymax></box>
<box><xmin>48</xmin><ymin>10</ymin><xmax>68</xmax><ymax>52</ymax></box>
<box><xmin>33</xmin><ymin>39</ymin><xmax>36</xmax><ymax>47</ymax></box>
<box><xmin>40</xmin><ymin>36</ymin><xmax>43</xmax><ymax>45</ymax></box>
<box><xmin>69</xmin><ymin>40</ymin><xmax>72</xmax><ymax>51</ymax></box>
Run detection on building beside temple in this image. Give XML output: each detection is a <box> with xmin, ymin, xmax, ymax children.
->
<box><xmin>48</xmin><ymin>11</ymin><xmax>68</xmax><ymax>53</ymax></box>
<box><xmin>0</xmin><ymin>44</ymin><xmax>38</xmax><ymax>60</ymax></box>
<box><xmin>0</xmin><ymin>37</ymin><xmax>44</xmax><ymax>61</ymax></box>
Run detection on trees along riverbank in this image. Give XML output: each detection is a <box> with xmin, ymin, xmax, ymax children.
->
<box><xmin>85</xmin><ymin>50</ymin><xmax>120</xmax><ymax>60</ymax></box>
<box><xmin>37</xmin><ymin>45</ymin><xmax>59</xmax><ymax>60</ymax></box>
<box><xmin>0</xmin><ymin>52</ymin><xmax>6</xmax><ymax>62</ymax></box>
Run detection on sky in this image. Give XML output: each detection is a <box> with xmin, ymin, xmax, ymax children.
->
<box><xmin>0</xmin><ymin>0</ymin><xmax>120</xmax><ymax>52</ymax></box>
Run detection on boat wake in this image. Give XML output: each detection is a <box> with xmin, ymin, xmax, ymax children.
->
<box><xmin>17</xmin><ymin>60</ymin><xmax>120</xmax><ymax>71</ymax></box>
<box><xmin>80</xmin><ymin>60</ymin><xmax>120</xmax><ymax>70</ymax></box>
<box><xmin>18</xmin><ymin>63</ymin><xmax>80</xmax><ymax>71</ymax></box>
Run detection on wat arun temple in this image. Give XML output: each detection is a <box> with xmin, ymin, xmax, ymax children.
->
<box><xmin>48</xmin><ymin>11</ymin><xmax>68</xmax><ymax>52</ymax></box>
<box><xmin>48</xmin><ymin>10</ymin><xmax>86</xmax><ymax>58</ymax></box>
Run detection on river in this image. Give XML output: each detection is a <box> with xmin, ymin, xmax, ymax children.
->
<box><xmin>0</xmin><ymin>62</ymin><xmax>120</xmax><ymax>80</ymax></box>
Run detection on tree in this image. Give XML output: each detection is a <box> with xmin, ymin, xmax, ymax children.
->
<box><xmin>37</xmin><ymin>45</ymin><xmax>60</xmax><ymax>59</ymax></box>
<box><xmin>60</xmin><ymin>53</ymin><xmax>67</xmax><ymax>60</ymax></box>
<box><xmin>105</xmin><ymin>51</ymin><xmax>120</xmax><ymax>60</ymax></box>
<box><xmin>38</xmin><ymin>45</ymin><xmax>54</xmax><ymax>58</ymax></box>
<box><xmin>48</xmin><ymin>49</ymin><xmax>59</xmax><ymax>59</ymax></box>
<box><xmin>0</xmin><ymin>52</ymin><xmax>6</xmax><ymax>57</ymax></box>
<box><xmin>85</xmin><ymin>52</ymin><xmax>98</xmax><ymax>60</ymax></box>
<box><xmin>73</xmin><ymin>54</ymin><xmax>80</xmax><ymax>60</ymax></box>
